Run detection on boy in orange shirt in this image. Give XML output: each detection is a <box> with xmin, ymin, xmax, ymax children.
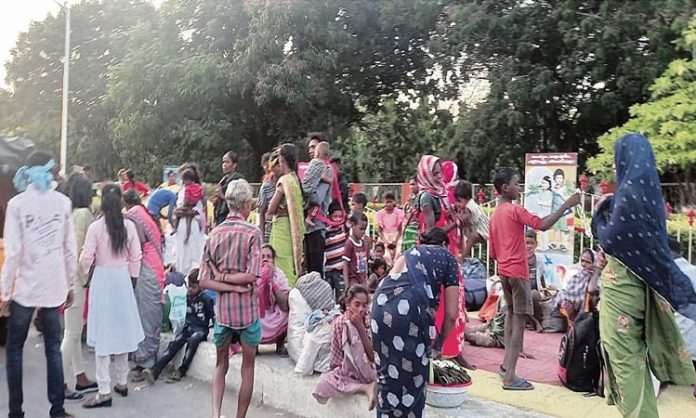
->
<box><xmin>489</xmin><ymin>167</ymin><xmax>579</xmax><ymax>391</ymax></box>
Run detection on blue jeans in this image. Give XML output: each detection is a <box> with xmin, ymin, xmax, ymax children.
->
<box><xmin>6</xmin><ymin>302</ymin><xmax>65</xmax><ymax>418</ymax></box>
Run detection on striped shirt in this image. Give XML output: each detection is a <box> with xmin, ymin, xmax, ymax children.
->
<box><xmin>199</xmin><ymin>214</ymin><xmax>262</xmax><ymax>329</ymax></box>
<box><xmin>324</xmin><ymin>225</ymin><xmax>347</xmax><ymax>271</ymax></box>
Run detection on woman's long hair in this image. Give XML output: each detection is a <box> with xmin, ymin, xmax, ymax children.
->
<box><xmin>125</xmin><ymin>169</ymin><xmax>136</xmax><ymax>187</ymax></box>
<box><xmin>67</xmin><ymin>173</ymin><xmax>93</xmax><ymax>209</ymax></box>
<box><xmin>279</xmin><ymin>143</ymin><xmax>298</xmax><ymax>173</ymax></box>
<box><xmin>420</xmin><ymin>227</ymin><xmax>449</xmax><ymax>247</ymax></box>
<box><xmin>101</xmin><ymin>183</ymin><xmax>128</xmax><ymax>255</ymax></box>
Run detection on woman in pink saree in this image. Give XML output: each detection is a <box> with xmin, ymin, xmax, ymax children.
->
<box><xmin>258</xmin><ymin>245</ymin><xmax>290</xmax><ymax>355</ymax></box>
<box><xmin>123</xmin><ymin>190</ymin><xmax>165</xmax><ymax>380</ymax></box>
<box><xmin>416</xmin><ymin>156</ymin><xmax>474</xmax><ymax>370</ymax></box>
<box><xmin>313</xmin><ymin>285</ymin><xmax>377</xmax><ymax>410</ymax></box>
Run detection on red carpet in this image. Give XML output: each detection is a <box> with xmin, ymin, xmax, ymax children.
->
<box><xmin>464</xmin><ymin>318</ymin><xmax>565</xmax><ymax>386</ymax></box>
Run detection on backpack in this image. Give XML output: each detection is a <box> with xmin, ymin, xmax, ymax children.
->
<box><xmin>557</xmin><ymin>294</ymin><xmax>604</xmax><ymax>396</ymax></box>
<box><xmin>462</xmin><ymin>258</ymin><xmax>487</xmax><ymax>311</ymax></box>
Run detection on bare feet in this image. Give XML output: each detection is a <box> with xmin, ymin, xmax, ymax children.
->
<box><xmin>364</xmin><ymin>382</ymin><xmax>377</xmax><ymax>411</ymax></box>
<box><xmin>455</xmin><ymin>354</ymin><xmax>477</xmax><ymax>370</ymax></box>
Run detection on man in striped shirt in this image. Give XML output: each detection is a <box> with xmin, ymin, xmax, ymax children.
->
<box><xmin>199</xmin><ymin>179</ymin><xmax>262</xmax><ymax>418</ymax></box>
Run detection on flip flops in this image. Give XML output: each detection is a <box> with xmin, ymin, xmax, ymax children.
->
<box><xmin>502</xmin><ymin>378</ymin><xmax>534</xmax><ymax>391</ymax></box>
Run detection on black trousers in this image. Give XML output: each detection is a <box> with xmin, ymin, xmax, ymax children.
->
<box><xmin>304</xmin><ymin>230</ymin><xmax>325</xmax><ymax>276</ymax></box>
<box><xmin>151</xmin><ymin>325</ymin><xmax>208</xmax><ymax>378</ymax></box>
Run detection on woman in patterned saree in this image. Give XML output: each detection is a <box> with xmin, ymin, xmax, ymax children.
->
<box><xmin>592</xmin><ymin>133</ymin><xmax>696</xmax><ymax>417</ymax></box>
<box><xmin>268</xmin><ymin>144</ymin><xmax>306</xmax><ymax>287</ymax></box>
<box><xmin>371</xmin><ymin>228</ymin><xmax>460</xmax><ymax>417</ymax></box>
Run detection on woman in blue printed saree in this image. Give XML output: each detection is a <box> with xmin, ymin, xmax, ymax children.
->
<box><xmin>371</xmin><ymin>228</ymin><xmax>460</xmax><ymax>417</ymax></box>
<box><xmin>592</xmin><ymin>133</ymin><xmax>696</xmax><ymax>418</ymax></box>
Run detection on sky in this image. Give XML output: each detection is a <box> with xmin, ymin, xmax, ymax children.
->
<box><xmin>0</xmin><ymin>0</ymin><xmax>64</xmax><ymax>86</ymax></box>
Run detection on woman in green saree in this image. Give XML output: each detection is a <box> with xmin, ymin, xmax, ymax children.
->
<box><xmin>268</xmin><ymin>144</ymin><xmax>305</xmax><ymax>287</ymax></box>
<box><xmin>592</xmin><ymin>133</ymin><xmax>696</xmax><ymax>417</ymax></box>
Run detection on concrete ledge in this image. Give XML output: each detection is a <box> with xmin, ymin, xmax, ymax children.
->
<box><xmin>161</xmin><ymin>333</ymin><xmax>547</xmax><ymax>418</ymax></box>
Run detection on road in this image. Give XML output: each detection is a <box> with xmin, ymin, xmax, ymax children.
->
<box><xmin>0</xmin><ymin>330</ymin><xmax>294</xmax><ymax>418</ymax></box>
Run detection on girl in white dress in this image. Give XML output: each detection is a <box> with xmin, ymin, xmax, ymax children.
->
<box><xmin>79</xmin><ymin>184</ymin><xmax>144</xmax><ymax>408</ymax></box>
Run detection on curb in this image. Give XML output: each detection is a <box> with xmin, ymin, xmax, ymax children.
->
<box><xmin>161</xmin><ymin>334</ymin><xmax>549</xmax><ymax>417</ymax></box>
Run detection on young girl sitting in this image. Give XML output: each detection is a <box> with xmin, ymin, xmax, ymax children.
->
<box><xmin>313</xmin><ymin>284</ymin><xmax>377</xmax><ymax>409</ymax></box>
<box><xmin>172</xmin><ymin>168</ymin><xmax>204</xmax><ymax>244</ymax></box>
<box><xmin>367</xmin><ymin>257</ymin><xmax>388</xmax><ymax>295</ymax></box>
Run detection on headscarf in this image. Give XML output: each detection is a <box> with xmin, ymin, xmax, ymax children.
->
<box><xmin>416</xmin><ymin>155</ymin><xmax>451</xmax><ymax>211</ymax></box>
<box><xmin>441</xmin><ymin>161</ymin><xmax>458</xmax><ymax>186</ymax></box>
<box><xmin>295</xmin><ymin>271</ymin><xmax>334</xmax><ymax>311</ymax></box>
<box><xmin>591</xmin><ymin>133</ymin><xmax>696</xmax><ymax>320</ymax></box>
<box><xmin>13</xmin><ymin>159</ymin><xmax>55</xmax><ymax>192</ymax></box>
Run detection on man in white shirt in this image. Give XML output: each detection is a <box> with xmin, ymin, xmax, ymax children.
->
<box><xmin>1</xmin><ymin>151</ymin><xmax>76</xmax><ymax>418</ymax></box>
<box><xmin>668</xmin><ymin>238</ymin><xmax>696</xmax><ymax>399</ymax></box>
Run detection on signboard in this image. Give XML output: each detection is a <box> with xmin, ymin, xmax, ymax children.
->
<box><xmin>524</xmin><ymin>153</ymin><xmax>578</xmax><ymax>288</ymax></box>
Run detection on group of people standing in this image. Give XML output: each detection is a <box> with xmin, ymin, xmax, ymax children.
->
<box><xmin>2</xmin><ymin>131</ymin><xmax>696</xmax><ymax>418</ymax></box>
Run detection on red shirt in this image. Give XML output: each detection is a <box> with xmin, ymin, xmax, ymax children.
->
<box><xmin>123</xmin><ymin>181</ymin><xmax>150</xmax><ymax>198</ymax></box>
<box><xmin>199</xmin><ymin>214</ymin><xmax>262</xmax><ymax>329</ymax></box>
<box><xmin>489</xmin><ymin>202</ymin><xmax>542</xmax><ymax>279</ymax></box>
<box><xmin>343</xmin><ymin>236</ymin><xmax>368</xmax><ymax>286</ymax></box>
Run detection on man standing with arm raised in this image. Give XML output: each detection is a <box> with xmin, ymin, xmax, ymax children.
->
<box><xmin>489</xmin><ymin>167</ymin><xmax>580</xmax><ymax>391</ymax></box>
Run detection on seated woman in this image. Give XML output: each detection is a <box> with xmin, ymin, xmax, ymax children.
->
<box><xmin>557</xmin><ymin>249</ymin><xmax>595</xmax><ymax>324</ymax></box>
<box><xmin>258</xmin><ymin>245</ymin><xmax>290</xmax><ymax>356</ymax></box>
<box><xmin>287</xmin><ymin>272</ymin><xmax>337</xmax><ymax>376</ymax></box>
<box><xmin>313</xmin><ymin>285</ymin><xmax>377</xmax><ymax>409</ymax></box>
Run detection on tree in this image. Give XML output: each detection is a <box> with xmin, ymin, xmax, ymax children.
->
<box><xmin>431</xmin><ymin>0</ymin><xmax>696</xmax><ymax>175</ymax></box>
<box><xmin>588</xmin><ymin>15</ymin><xmax>696</xmax><ymax>204</ymax></box>
<box><xmin>106</xmin><ymin>0</ymin><xmax>454</xmax><ymax>182</ymax></box>
<box><xmin>2</xmin><ymin>0</ymin><xmax>158</xmax><ymax>180</ymax></box>
<box><xmin>335</xmin><ymin>98</ymin><xmax>455</xmax><ymax>182</ymax></box>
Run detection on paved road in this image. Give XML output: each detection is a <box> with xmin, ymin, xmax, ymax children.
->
<box><xmin>0</xmin><ymin>330</ymin><xmax>294</xmax><ymax>418</ymax></box>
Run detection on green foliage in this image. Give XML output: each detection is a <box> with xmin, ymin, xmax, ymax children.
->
<box><xmin>335</xmin><ymin>99</ymin><xmax>455</xmax><ymax>182</ymax></box>
<box><xmin>106</xmin><ymin>0</ymin><xmax>452</xmax><ymax>183</ymax></box>
<box><xmin>588</xmin><ymin>15</ymin><xmax>696</xmax><ymax>191</ymax></box>
<box><xmin>1</xmin><ymin>0</ymin><xmax>694</xmax><ymax>187</ymax></box>
<box><xmin>2</xmin><ymin>0</ymin><xmax>158</xmax><ymax>179</ymax></box>
<box><xmin>432</xmin><ymin>0</ymin><xmax>695</xmax><ymax>176</ymax></box>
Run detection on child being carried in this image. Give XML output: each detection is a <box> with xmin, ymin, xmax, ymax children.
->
<box><xmin>173</xmin><ymin>168</ymin><xmax>204</xmax><ymax>244</ymax></box>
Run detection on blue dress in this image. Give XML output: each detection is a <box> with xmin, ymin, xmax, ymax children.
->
<box><xmin>370</xmin><ymin>245</ymin><xmax>460</xmax><ymax>417</ymax></box>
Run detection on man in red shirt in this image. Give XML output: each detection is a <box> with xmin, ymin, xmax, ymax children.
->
<box><xmin>489</xmin><ymin>167</ymin><xmax>579</xmax><ymax>391</ymax></box>
<box><xmin>199</xmin><ymin>179</ymin><xmax>262</xmax><ymax>418</ymax></box>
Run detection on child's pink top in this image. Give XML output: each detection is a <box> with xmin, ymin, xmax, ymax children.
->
<box><xmin>184</xmin><ymin>183</ymin><xmax>204</xmax><ymax>206</ymax></box>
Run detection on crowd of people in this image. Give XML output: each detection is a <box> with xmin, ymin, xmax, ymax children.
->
<box><xmin>1</xmin><ymin>132</ymin><xmax>695</xmax><ymax>418</ymax></box>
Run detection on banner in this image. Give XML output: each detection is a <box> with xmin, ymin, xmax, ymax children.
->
<box><xmin>524</xmin><ymin>153</ymin><xmax>578</xmax><ymax>288</ymax></box>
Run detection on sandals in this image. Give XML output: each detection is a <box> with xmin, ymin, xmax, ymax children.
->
<box><xmin>165</xmin><ymin>370</ymin><xmax>183</xmax><ymax>383</ymax></box>
<box><xmin>82</xmin><ymin>394</ymin><xmax>112</xmax><ymax>409</ymax></box>
<box><xmin>502</xmin><ymin>378</ymin><xmax>534</xmax><ymax>391</ymax></box>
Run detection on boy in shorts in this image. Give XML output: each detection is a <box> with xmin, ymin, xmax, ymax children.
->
<box><xmin>489</xmin><ymin>167</ymin><xmax>579</xmax><ymax>391</ymax></box>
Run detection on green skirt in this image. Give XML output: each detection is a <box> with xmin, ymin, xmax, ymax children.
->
<box><xmin>401</xmin><ymin>224</ymin><xmax>419</xmax><ymax>253</ymax></box>
<box><xmin>269</xmin><ymin>216</ymin><xmax>298</xmax><ymax>287</ymax></box>
<box><xmin>600</xmin><ymin>257</ymin><xmax>695</xmax><ymax>418</ymax></box>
